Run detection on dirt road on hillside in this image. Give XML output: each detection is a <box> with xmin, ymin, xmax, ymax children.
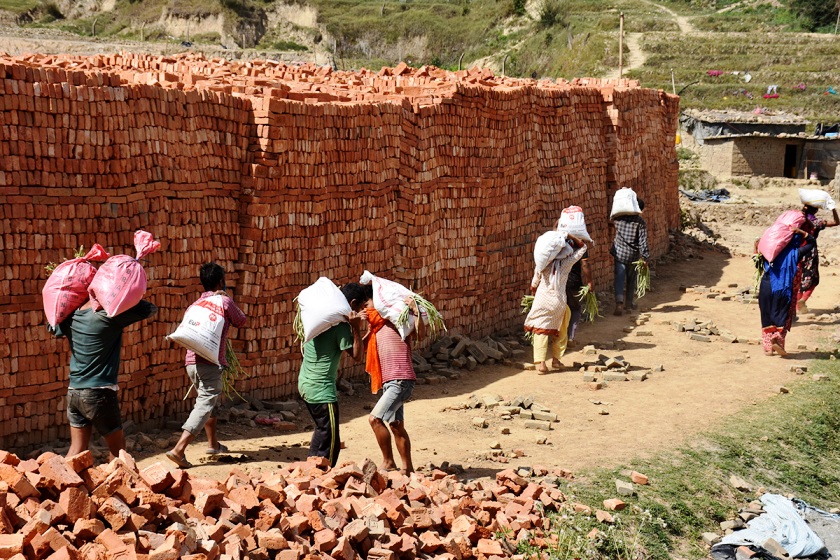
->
<box><xmin>121</xmin><ymin>181</ymin><xmax>840</xmax><ymax>482</ymax></box>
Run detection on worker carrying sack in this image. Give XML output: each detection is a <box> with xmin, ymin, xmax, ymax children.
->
<box><xmin>88</xmin><ymin>230</ymin><xmax>161</xmax><ymax>317</ymax></box>
<box><xmin>42</xmin><ymin>244</ymin><xmax>110</xmax><ymax>326</ymax></box>
<box><xmin>610</xmin><ymin>187</ymin><xmax>642</xmax><ymax>219</ymax></box>
<box><xmin>167</xmin><ymin>295</ymin><xmax>227</xmax><ymax>365</ymax></box>
<box><xmin>757</xmin><ymin>210</ymin><xmax>807</xmax><ymax>263</ymax></box>
<box><xmin>799</xmin><ymin>188</ymin><xmax>836</xmax><ymax>211</ymax></box>
<box><xmin>557</xmin><ymin>206</ymin><xmax>594</xmax><ymax>243</ymax></box>
<box><xmin>295</xmin><ymin>278</ymin><xmax>352</xmax><ymax>344</ymax></box>
<box><xmin>360</xmin><ymin>270</ymin><xmax>429</xmax><ymax>340</ymax></box>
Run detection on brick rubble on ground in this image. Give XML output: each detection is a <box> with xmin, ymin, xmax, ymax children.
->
<box><xmin>0</xmin><ymin>447</ymin><xmax>637</xmax><ymax>560</ymax></box>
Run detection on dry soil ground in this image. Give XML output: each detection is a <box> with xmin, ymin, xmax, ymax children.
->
<box><xmin>131</xmin><ymin>180</ymin><xmax>840</xmax><ymax>482</ymax></box>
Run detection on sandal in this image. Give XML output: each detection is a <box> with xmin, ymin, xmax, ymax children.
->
<box><xmin>772</xmin><ymin>343</ymin><xmax>788</xmax><ymax>357</ymax></box>
<box><xmin>536</xmin><ymin>363</ymin><xmax>550</xmax><ymax>375</ymax></box>
<box><xmin>165</xmin><ymin>451</ymin><xmax>193</xmax><ymax>469</ymax></box>
<box><xmin>205</xmin><ymin>443</ymin><xmax>229</xmax><ymax>455</ymax></box>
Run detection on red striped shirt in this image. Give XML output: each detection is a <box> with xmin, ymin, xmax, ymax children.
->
<box><xmin>375</xmin><ymin>322</ymin><xmax>416</xmax><ymax>383</ymax></box>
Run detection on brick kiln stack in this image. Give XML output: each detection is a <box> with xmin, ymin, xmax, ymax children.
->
<box><xmin>0</xmin><ymin>53</ymin><xmax>680</xmax><ymax>448</ymax></box>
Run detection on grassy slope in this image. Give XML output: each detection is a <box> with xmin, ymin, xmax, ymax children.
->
<box><xmin>632</xmin><ymin>32</ymin><xmax>840</xmax><ymax>125</ymax></box>
<box><xmin>538</xmin><ymin>352</ymin><xmax>840</xmax><ymax>559</ymax></box>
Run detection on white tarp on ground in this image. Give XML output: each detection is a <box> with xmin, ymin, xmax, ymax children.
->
<box><xmin>713</xmin><ymin>494</ymin><xmax>826</xmax><ymax>558</ymax></box>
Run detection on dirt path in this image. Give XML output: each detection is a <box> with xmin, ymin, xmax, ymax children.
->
<box><xmin>605</xmin><ymin>0</ymin><xmax>693</xmax><ymax>79</ymax></box>
<box><xmin>640</xmin><ymin>0</ymin><xmax>696</xmax><ymax>34</ymax></box>
<box><xmin>131</xmin><ymin>183</ymin><xmax>840</xmax><ymax>482</ymax></box>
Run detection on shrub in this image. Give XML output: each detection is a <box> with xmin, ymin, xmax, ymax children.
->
<box><xmin>539</xmin><ymin>0</ymin><xmax>565</xmax><ymax>27</ymax></box>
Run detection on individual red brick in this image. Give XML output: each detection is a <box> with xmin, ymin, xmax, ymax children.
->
<box><xmin>0</xmin><ymin>452</ymin><xmax>20</xmax><ymax>467</ymax></box>
<box><xmin>0</xmin><ymin>534</ymin><xmax>23</xmax><ymax>557</ymax></box>
<box><xmin>603</xmin><ymin>499</ymin><xmax>625</xmax><ymax>512</ymax></box>
<box><xmin>570</xmin><ymin>502</ymin><xmax>591</xmax><ymax>514</ymax></box>
<box><xmin>72</xmin><ymin>518</ymin><xmax>105</xmax><ymax>540</ymax></box>
<box><xmin>294</xmin><ymin>494</ymin><xmax>319</xmax><ymax>514</ymax></box>
<box><xmin>313</xmin><ymin>529</ymin><xmax>337</xmax><ymax>552</ymax></box>
<box><xmin>595</xmin><ymin>510</ymin><xmax>614</xmax><ymax>524</ymax></box>
<box><xmin>331</xmin><ymin>536</ymin><xmax>355</xmax><ymax>560</ymax></box>
<box><xmin>59</xmin><ymin>487</ymin><xmax>94</xmax><ymax>524</ymax></box>
<box><xmin>630</xmin><ymin>471</ymin><xmax>649</xmax><ymax>485</ymax></box>
<box><xmin>139</xmin><ymin>464</ymin><xmax>174</xmax><ymax>493</ymax></box>
<box><xmin>194</xmin><ymin>490</ymin><xmax>225</xmax><ymax>517</ymax></box>
<box><xmin>255</xmin><ymin>530</ymin><xmax>288</xmax><ymax>550</ymax></box>
<box><xmin>38</xmin><ymin>457</ymin><xmax>84</xmax><ymax>491</ymax></box>
<box><xmin>228</xmin><ymin>485</ymin><xmax>259</xmax><ymax>511</ymax></box>
<box><xmin>65</xmin><ymin>452</ymin><xmax>93</xmax><ymax>474</ymax></box>
<box><xmin>477</xmin><ymin>538</ymin><xmax>504</xmax><ymax>556</ymax></box>
<box><xmin>366</xmin><ymin>548</ymin><xmax>396</xmax><ymax>560</ymax></box>
<box><xmin>79</xmin><ymin>466</ymin><xmax>106</xmax><ymax>493</ymax></box>
<box><xmin>0</xmin><ymin>465</ymin><xmax>39</xmax><ymax>499</ymax></box>
<box><xmin>419</xmin><ymin>531</ymin><xmax>443</xmax><ymax>553</ymax></box>
<box><xmin>45</xmin><ymin>546</ymin><xmax>82</xmax><ymax>560</ymax></box>
<box><xmin>99</xmin><ymin>497</ymin><xmax>132</xmax><ymax>531</ymax></box>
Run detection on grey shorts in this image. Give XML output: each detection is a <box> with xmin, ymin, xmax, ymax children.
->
<box><xmin>67</xmin><ymin>388</ymin><xmax>122</xmax><ymax>436</ymax></box>
<box><xmin>370</xmin><ymin>380</ymin><xmax>415</xmax><ymax>424</ymax></box>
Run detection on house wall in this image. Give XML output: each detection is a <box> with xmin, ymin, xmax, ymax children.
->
<box><xmin>696</xmin><ymin>139</ymin><xmax>734</xmax><ymax>178</ymax></box>
<box><xmin>731</xmin><ymin>137</ymin><xmax>795</xmax><ymax>177</ymax></box>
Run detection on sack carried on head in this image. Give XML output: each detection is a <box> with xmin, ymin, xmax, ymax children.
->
<box><xmin>610</xmin><ymin>187</ymin><xmax>642</xmax><ymax>219</ymax></box>
<box><xmin>799</xmin><ymin>188</ymin><xmax>836</xmax><ymax>211</ymax></box>
<box><xmin>557</xmin><ymin>206</ymin><xmax>594</xmax><ymax>243</ymax></box>
<box><xmin>757</xmin><ymin>210</ymin><xmax>807</xmax><ymax>263</ymax></box>
<box><xmin>167</xmin><ymin>295</ymin><xmax>226</xmax><ymax>365</ymax></box>
<box><xmin>360</xmin><ymin>270</ymin><xmax>428</xmax><ymax>340</ymax></box>
<box><xmin>533</xmin><ymin>231</ymin><xmax>571</xmax><ymax>274</ymax></box>
<box><xmin>88</xmin><ymin>230</ymin><xmax>161</xmax><ymax>317</ymax></box>
<box><xmin>297</xmin><ymin>277</ymin><xmax>352</xmax><ymax>344</ymax></box>
<box><xmin>42</xmin><ymin>244</ymin><xmax>110</xmax><ymax>326</ymax></box>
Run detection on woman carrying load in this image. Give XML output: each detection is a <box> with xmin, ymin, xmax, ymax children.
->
<box><xmin>525</xmin><ymin>231</ymin><xmax>588</xmax><ymax>373</ymax></box>
<box><xmin>796</xmin><ymin>204</ymin><xmax>839</xmax><ymax>314</ymax></box>
<box><xmin>557</xmin><ymin>206</ymin><xmax>594</xmax><ymax>347</ymax></box>
<box><xmin>759</xmin><ymin>226</ymin><xmax>815</xmax><ymax>356</ymax></box>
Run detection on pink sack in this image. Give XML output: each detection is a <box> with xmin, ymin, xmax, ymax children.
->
<box><xmin>758</xmin><ymin>210</ymin><xmax>806</xmax><ymax>263</ymax></box>
<box><xmin>89</xmin><ymin>231</ymin><xmax>161</xmax><ymax>317</ymax></box>
<box><xmin>42</xmin><ymin>244</ymin><xmax>110</xmax><ymax>326</ymax></box>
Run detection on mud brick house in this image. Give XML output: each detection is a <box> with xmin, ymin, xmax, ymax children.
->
<box><xmin>681</xmin><ymin>109</ymin><xmax>840</xmax><ymax>180</ymax></box>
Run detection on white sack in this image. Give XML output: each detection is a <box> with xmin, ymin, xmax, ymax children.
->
<box><xmin>167</xmin><ymin>295</ymin><xmax>227</xmax><ymax>365</ymax></box>
<box><xmin>534</xmin><ymin>231</ymin><xmax>571</xmax><ymax>274</ymax></box>
<box><xmin>360</xmin><ymin>270</ymin><xmax>427</xmax><ymax>340</ymax></box>
<box><xmin>297</xmin><ymin>278</ymin><xmax>351</xmax><ymax>344</ymax></box>
<box><xmin>557</xmin><ymin>206</ymin><xmax>594</xmax><ymax>243</ymax></box>
<box><xmin>610</xmin><ymin>187</ymin><xmax>642</xmax><ymax>219</ymax></box>
<box><xmin>799</xmin><ymin>188</ymin><xmax>836</xmax><ymax>211</ymax></box>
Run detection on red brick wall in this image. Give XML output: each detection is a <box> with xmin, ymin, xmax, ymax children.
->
<box><xmin>0</xmin><ymin>54</ymin><xmax>678</xmax><ymax>449</ymax></box>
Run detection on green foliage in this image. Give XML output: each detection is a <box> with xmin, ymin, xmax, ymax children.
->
<box><xmin>539</xmin><ymin>0</ymin><xmax>565</xmax><ymax>27</ymax></box>
<box><xmin>676</xmin><ymin>147</ymin><xmax>696</xmax><ymax>161</ymax></box>
<box><xmin>788</xmin><ymin>0</ymin><xmax>839</xmax><ymax>30</ymax></box>
<box><xmin>263</xmin><ymin>39</ymin><xmax>308</xmax><ymax>51</ymax></box>
<box><xmin>511</xmin><ymin>0</ymin><xmax>527</xmax><ymax>16</ymax></box>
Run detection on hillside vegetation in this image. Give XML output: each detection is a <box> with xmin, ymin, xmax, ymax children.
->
<box><xmin>1</xmin><ymin>0</ymin><xmax>839</xmax><ymax>119</ymax></box>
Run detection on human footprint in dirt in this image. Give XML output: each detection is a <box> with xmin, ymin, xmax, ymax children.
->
<box><xmin>364</xmin><ymin>295</ymin><xmax>425</xmax><ymax>474</ymax></box>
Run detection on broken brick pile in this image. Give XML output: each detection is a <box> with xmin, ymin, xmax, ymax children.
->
<box><xmin>0</xmin><ymin>448</ymin><xmax>589</xmax><ymax>560</ymax></box>
<box><xmin>0</xmin><ymin>51</ymin><xmax>679</xmax><ymax>447</ymax></box>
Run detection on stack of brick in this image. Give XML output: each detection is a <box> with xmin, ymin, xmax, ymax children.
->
<box><xmin>0</xmin><ymin>52</ymin><xmax>679</xmax><ymax>447</ymax></box>
<box><xmin>0</xmin><ymin>449</ymin><xmax>577</xmax><ymax>560</ymax></box>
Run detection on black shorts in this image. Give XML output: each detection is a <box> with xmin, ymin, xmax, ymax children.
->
<box><xmin>67</xmin><ymin>388</ymin><xmax>122</xmax><ymax>436</ymax></box>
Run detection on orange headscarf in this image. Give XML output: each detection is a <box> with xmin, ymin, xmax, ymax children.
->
<box><xmin>365</xmin><ymin>308</ymin><xmax>387</xmax><ymax>394</ymax></box>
